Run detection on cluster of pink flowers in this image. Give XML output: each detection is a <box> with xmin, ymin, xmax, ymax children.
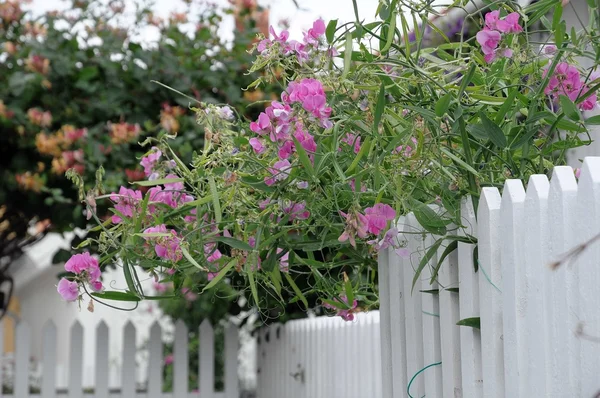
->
<box><xmin>257</xmin><ymin>19</ymin><xmax>330</xmax><ymax>64</ymax></box>
<box><xmin>339</xmin><ymin>204</ymin><xmax>396</xmax><ymax>248</ymax></box>
<box><xmin>57</xmin><ymin>253</ymin><xmax>103</xmax><ymax>302</ymax></box>
<box><xmin>140</xmin><ymin>147</ymin><xmax>163</xmax><ymax>177</ymax></box>
<box><xmin>543</xmin><ymin>63</ymin><xmax>599</xmax><ymax>111</ymax></box>
<box><xmin>393</xmin><ymin>137</ymin><xmax>418</xmax><ymax>157</ymax></box>
<box><xmin>476</xmin><ymin>11</ymin><xmax>522</xmax><ymax>63</ymax></box>
<box><xmin>143</xmin><ymin>224</ymin><xmax>183</xmax><ymax>262</ymax></box>
<box><xmin>250</xmin><ymin>78</ymin><xmax>331</xmax><ymax>187</ymax></box>
<box><xmin>323</xmin><ymin>295</ymin><xmax>359</xmax><ymax>321</ymax></box>
<box><xmin>27</xmin><ymin>108</ymin><xmax>52</xmax><ymax>127</ymax></box>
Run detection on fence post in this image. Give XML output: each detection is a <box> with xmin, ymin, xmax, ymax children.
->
<box><xmin>15</xmin><ymin>321</ymin><xmax>31</xmax><ymax>398</ymax></box>
<box><xmin>147</xmin><ymin>322</ymin><xmax>163</xmax><ymax>398</ymax></box>
<box><xmin>224</xmin><ymin>323</ymin><xmax>239</xmax><ymax>398</ymax></box>
<box><xmin>500</xmin><ymin>179</ymin><xmax>526</xmax><ymax>397</ymax></box>
<box><xmin>94</xmin><ymin>321</ymin><xmax>109</xmax><ymax>398</ymax></box>
<box><xmin>547</xmin><ymin>166</ymin><xmax>580</xmax><ymax>396</ymax></box>
<box><xmin>198</xmin><ymin>320</ymin><xmax>215</xmax><ymax>397</ymax></box>
<box><xmin>68</xmin><ymin>321</ymin><xmax>83</xmax><ymax>398</ymax></box>
<box><xmin>477</xmin><ymin>188</ymin><xmax>504</xmax><ymax>398</ymax></box>
<box><xmin>523</xmin><ymin>175</ymin><xmax>550</xmax><ymax>397</ymax></box>
<box><xmin>576</xmin><ymin>157</ymin><xmax>600</xmax><ymax>397</ymax></box>
<box><xmin>458</xmin><ymin>197</ymin><xmax>482</xmax><ymax>397</ymax></box>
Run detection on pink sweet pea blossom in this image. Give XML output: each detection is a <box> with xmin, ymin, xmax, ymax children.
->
<box><xmin>181</xmin><ymin>287</ymin><xmax>198</xmax><ymax>302</ymax></box>
<box><xmin>323</xmin><ymin>295</ymin><xmax>358</xmax><ymax>321</ymax></box>
<box><xmin>249</xmin><ymin>137</ymin><xmax>266</xmax><ymax>154</ymax></box>
<box><xmin>484</xmin><ymin>10</ymin><xmax>500</xmax><ymax>30</ymax></box>
<box><xmin>110</xmin><ymin>187</ymin><xmax>142</xmax><ymax>223</ymax></box>
<box><xmin>496</xmin><ymin>12</ymin><xmax>522</xmax><ymax>33</ymax></box>
<box><xmin>57</xmin><ymin>278</ymin><xmax>79</xmax><ymax>302</ymax></box>
<box><xmin>341</xmin><ymin>133</ymin><xmax>361</xmax><ymax>154</ymax></box>
<box><xmin>364</xmin><ymin>204</ymin><xmax>396</xmax><ymax>235</ymax></box>
<box><xmin>250</xmin><ymin>112</ymin><xmax>271</xmax><ymax>135</ymax></box>
<box><xmin>143</xmin><ymin>224</ymin><xmax>183</xmax><ymax>262</ymax></box>
<box><xmin>338</xmin><ymin>210</ymin><xmax>369</xmax><ymax>247</ymax></box>
<box><xmin>264</xmin><ymin>159</ymin><xmax>292</xmax><ymax>186</ymax></box>
<box><xmin>476</xmin><ymin>29</ymin><xmax>501</xmax><ymax>56</ymax></box>
<box><xmin>281</xmin><ymin>201</ymin><xmax>310</xmax><ymax>220</ymax></box>
<box><xmin>368</xmin><ymin>228</ymin><xmax>398</xmax><ymax>251</ymax></box>
<box><xmin>140</xmin><ymin>147</ymin><xmax>162</xmax><ymax>176</ymax></box>
<box><xmin>277</xmin><ymin>248</ymin><xmax>289</xmax><ymax>272</ymax></box>
<box><xmin>164</xmin><ymin>354</ymin><xmax>173</xmax><ymax>365</ymax></box>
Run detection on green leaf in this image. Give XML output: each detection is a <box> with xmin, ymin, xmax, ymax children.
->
<box><xmin>201</xmin><ymin>259</ymin><xmax>237</xmax><ymax>293</ymax></box>
<box><xmin>458</xmin><ymin>64</ymin><xmax>476</xmax><ymax>98</ymax></box>
<box><xmin>285</xmin><ymin>272</ymin><xmax>309</xmax><ymax>310</ymax></box>
<box><xmin>380</xmin><ymin>11</ymin><xmax>396</xmax><ymax>54</ymax></box>
<box><xmin>208</xmin><ymin>176</ymin><xmax>221</xmax><ymax>224</ymax></box>
<box><xmin>212</xmin><ymin>236</ymin><xmax>254</xmax><ymax>251</ymax></box>
<box><xmin>559</xmin><ymin>94</ymin><xmax>581</xmax><ymax>121</ymax></box>
<box><xmin>326</xmin><ymin>19</ymin><xmax>338</xmax><ymax>43</ymax></box>
<box><xmin>430</xmin><ymin>240</ymin><xmax>458</xmax><ymax>284</ymax></box>
<box><xmin>248</xmin><ymin>265</ymin><xmax>260</xmax><ymax>308</ymax></box>
<box><xmin>456</xmin><ymin>317</ymin><xmax>481</xmax><ymax>329</ymax></box>
<box><xmin>343</xmin><ymin>32</ymin><xmax>352</xmax><ymax>77</ymax></box>
<box><xmin>270</xmin><ymin>266</ymin><xmax>283</xmax><ymax>298</ymax></box>
<box><xmin>373</xmin><ymin>83</ymin><xmax>385</xmax><ymax>134</ymax></box>
<box><xmin>435</xmin><ymin>93</ymin><xmax>452</xmax><ymax>117</ymax></box>
<box><xmin>293</xmin><ymin>137</ymin><xmax>316</xmax><ymax>179</ymax></box>
<box><xmin>91</xmin><ymin>291</ymin><xmax>141</xmax><ymax>302</ymax></box>
<box><xmin>346</xmin><ymin>137</ymin><xmax>371</xmax><ymax>174</ymax></box>
<box><xmin>586</xmin><ymin>115</ymin><xmax>600</xmax><ymax>125</ymax></box>
<box><xmin>322</xmin><ymin>298</ymin><xmax>346</xmax><ymax>309</ymax></box>
<box><xmin>344</xmin><ymin>274</ymin><xmax>354</xmax><ymax>305</ymax></box>
<box><xmin>467</xmin><ymin>124</ymin><xmax>489</xmax><ymax>141</ymax></box>
<box><xmin>413</xmin><ymin>203</ymin><xmax>449</xmax><ymax>236</ymax></box>
<box><xmin>180</xmin><ymin>245</ymin><xmax>208</xmax><ymax>271</ymax></box>
<box><xmin>479</xmin><ymin>112</ymin><xmax>507</xmax><ymax>148</ymax></box>
<box><xmin>440</xmin><ymin>147</ymin><xmax>480</xmax><ymax>176</ymax></box>
<box><xmin>133</xmin><ymin>178</ymin><xmax>183</xmax><ymax>186</ymax></box>
<box><xmin>495</xmin><ymin>89</ymin><xmax>518</xmax><ymax>124</ymax></box>
<box><xmin>412</xmin><ymin>238</ymin><xmax>443</xmax><ymax>292</ymax></box>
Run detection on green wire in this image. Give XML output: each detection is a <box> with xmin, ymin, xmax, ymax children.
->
<box><xmin>477</xmin><ymin>258</ymin><xmax>502</xmax><ymax>293</ymax></box>
<box><xmin>407</xmin><ymin>361</ymin><xmax>442</xmax><ymax>398</ymax></box>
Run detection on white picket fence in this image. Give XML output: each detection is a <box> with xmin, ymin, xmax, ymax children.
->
<box><xmin>255</xmin><ymin>312</ymin><xmax>382</xmax><ymax>398</ymax></box>
<box><xmin>2</xmin><ymin>319</ymin><xmax>240</xmax><ymax>398</ymax></box>
<box><xmin>378</xmin><ymin>156</ymin><xmax>600</xmax><ymax>398</ymax></box>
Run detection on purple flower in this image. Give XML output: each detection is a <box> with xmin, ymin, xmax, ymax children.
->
<box><xmin>57</xmin><ymin>278</ymin><xmax>79</xmax><ymax>302</ymax></box>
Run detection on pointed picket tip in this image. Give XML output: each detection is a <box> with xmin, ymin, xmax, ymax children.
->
<box><xmin>478</xmin><ymin>187</ymin><xmax>502</xmax><ymax>219</ymax></box>
<box><xmin>579</xmin><ymin>157</ymin><xmax>600</xmax><ymax>187</ymax></box>
<box><xmin>42</xmin><ymin>319</ymin><xmax>56</xmax><ymax>333</ymax></box>
<box><xmin>550</xmin><ymin>165</ymin><xmax>578</xmax><ymax>193</ymax></box>
<box><xmin>525</xmin><ymin>175</ymin><xmax>550</xmax><ymax>202</ymax></box>
<box><xmin>199</xmin><ymin>319</ymin><xmax>213</xmax><ymax>334</ymax></box>
<box><xmin>123</xmin><ymin>320</ymin><xmax>136</xmax><ymax>335</ymax></box>
<box><xmin>501</xmin><ymin>179</ymin><xmax>526</xmax><ymax>205</ymax></box>
<box><xmin>71</xmin><ymin>320</ymin><xmax>83</xmax><ymax>334</ymax></box>
<box><xmin>96</xmin><ymin>320</ymin><xmax>108</xmax><ymax>332</ymax></box>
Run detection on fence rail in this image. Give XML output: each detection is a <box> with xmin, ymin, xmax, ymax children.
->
<box><xmin>256</xmin><ymin>312</ymin><xmax>382</xmax><ymax>398</ymax></box>
<box><xmin>2</xmin><ymin>319</ymin><xmax>240</xmax><ymax>398</ymax></box>
<box><xmin>378</xmin><ymin>157</ymin><xmax>600</xmax><ymax>398</ymax></box>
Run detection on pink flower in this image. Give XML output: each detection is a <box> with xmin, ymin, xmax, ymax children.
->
<box><xmin>575</xmin><ymin>168</ymin><xmax>582</xmax><ymax>179</ymax></box>
<box><xmin>338</xmin><ymin>210</ymin><xmax>369</xmax><ymax>247</ymax></box>
<box><xmin>395</xmin><ymin>248</ymin><xmax>411</xmax><ymax>257</ymax></box>
<box><xmin>281</xmin><ymin>201</ymin><xmax>310</xmax><ymax>220</ymax></box>
<box><xmin>341</xmin><ymin>133</ymin><xmax>361</xmax><ymax>154</ymax></box>
<box><xmin>542</xmin><ymin>44</ymin><xmax>557</xmax><ymax>56</ymax></box>
<box><xmin>164</xmin><ymin>174</ymin><xmax>184</xmax><ymax>191</ymax></box>
<box><xmin>277</xmin><ymin>248</ymin><xmax>289</xmax><ymax>272</ymax></box>
<box><xmin>304</xmin><ymin>18</ymin><xmax>325</xmax><ymax>45</ymax></box>
<box><xmin>369</xmin><ymin>228</ymin><xmax>398</xmax><ymax>251</ymax></box>
<box><xmin>57</xmin><ymin>278</ymin><xmax>79</xmax><ymax>302</ymax></box>
<box><xmin>294</xmin><ymin>128</ymin><xmax>317</xmax><ymax>154</ymax></box>
<box><xmin>349</xmin><ymin>179</ymin><xmax>367</xmax><ymax>192</ymax></box>
<box><xmin>323</xmin><ymin>295</ymin><xmax>358</xmax><ymax>321</ymax></box>
<box><xmin>495</xmin><ymin>12</ymin><xmax>522</xmax><ymax>33</ymax></box>
<box><xmin>205</xmin><ymin>243</ymin><xmax>222</xmax><ymax>263</ymax></box>
<box><xmin>578</xmin><ymin>86</ymin><xmax>598</xmax><ymax>110</ymax></box>
<box><xmin>249</xmin><ymin>137</ymin><xmax>266</xmax><ymax>154</ymax></box>
<box><xmin>264</xmin><ymin>159</ymin><xmax>292</xmax><ymax>186</ymax></box>
<box><xmin>140</xmin><ymin>147</ymin><xmax>162</xmax><ymax>176</ymax></box>
<box><xmin>143</xmin><ymin>225</ymin><xmax>183</xmax><ymax>262</ymax></box>
<box><xmin>164</xmin><ymin>354</ymin><xmax>173</xmax><ymax>365</ymax></box>
<box><xmin>484</xmin><ymin>10</ymin><xmax>500</xmax><ymax>30</ymax></box>
<box><xmin>364</xmin><ymin>204</ymin><xmax>396</xmax><ymax>235</ymax></box>
<box><xmin>278</xmin><ymin>140</ymin><xmax>294</xmax><ymax>159</ymax></box>
<box><xmin>250</xmin><ymin>112</ymin><xmax>271</xmax><ymax>135</ymax></box>
<box><xmin>181</xmin><ymin>287</ymin><xmax>198</xmax><ymax>302</ymax></box>
<box><xmin>476</xmin><ymin>29</ymin><xmax>501</xmax><ymax>56</ymax></box>
<box><xmin>110</xmin><ymin>186</ymin><xmax>142</xmax><ymax>223</ymax></box>
<box><xmin>64</xmin><ymin>252</ymin><xmax>97</xmax><ymax>274</ymax></box>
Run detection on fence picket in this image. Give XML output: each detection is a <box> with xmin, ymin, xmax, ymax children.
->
<box><xmin>68</xmin><ymin>321</ymin><xmax>84</xmax><ymax>398</ymax></box>
<box><xmin>523</xmin><ymin>175</ymin><xmax>550</xmax><ymax>397</ymax></box>
<box><xmin>224</xmin><ymin>323</ymin><xmax>239</xmax><ymax>398</ymax></box>
<box><xmin>403</xmin><ymin>213</ymin><xmax>425</xmax><ymax>397</ymax></box>
<box><xmin>173</xmin><ymin>320</ymin><xmax>189</xmax><ymax>398</ymax></box>
<box><xmin>198</xmin><ymin>321</ymin><xmax>215</xmax><ymax>397</ymax></box>
<box><xmin>147</xmin><ymin>322</ymin><xmax>163</xmax><ymax>398</ymax></box>
<box><xmin>121</xmin><ymin>321</ymin><xmax>137</xmax><ymax>398</ymax></box>
<box><xmin>547</xmin><ymin>166</ymin><xmax>580</xmax><ymax>396</ymax></box>
<box><xmin>457</xmin><ymin>197</ymin><xmax>482</xmax><ymax>398</ymax></box>
<box><xmin>92</xmin><ymin>321</ymin><xmax>109</xmax><ymax>398</ymax></box>
<box><xmin>576</xmin><ymin>157</ymin><xmax>600</xmax><ymax>397</ymax></box>
<box><xmin>500</xmin><ymin>180</ymin><xmax>526</xmax><ymax>397</ymax></box>
<box><xmin>15</xmin><ymin>321</ymin><xmax>31</xmax><ymax>398</ymax></box>
<box><xmin>477</xmin><ymin>188</ymin><xmax>504</xmax><ymax>398</ymax></box>
<box><xmin>387</xmin><ymin>218</ymin><xmax>408</xmax><ymax>397</ymax></box>
<box><xmin>377</xmin><ymin>243</ymin><xmax>393</xmax><ymax>398</ymax></box>
<box><xmin>437</xmin><ymin>233</ymin><xmax>462</xmax><ymax>398</ymax></box>
<box><xmin>420</xmin><ymin>229</ymin><xmax>442</xmax><ymax>398</ymax></box>
<box><xmin>41</xmin><ymin>320</ymin><xmax>57</xmax><ymax>398</ymax></box>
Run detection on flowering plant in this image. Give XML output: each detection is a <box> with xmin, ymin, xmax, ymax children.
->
<box><xmin>62</xmin><ymin>0</ymin><xmax>600</xmax><ymax>319</ymax></box>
